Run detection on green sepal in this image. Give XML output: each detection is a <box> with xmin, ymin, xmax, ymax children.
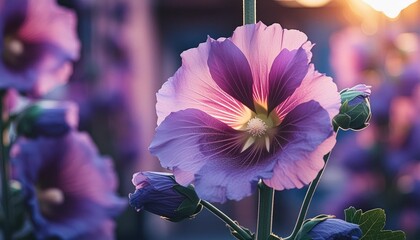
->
<box><xmin>173</xmin><ymin>184</ymin><xmax>200</xmax><ymax>203</ymax></box>
<box><xmin>332</xmin><ymin>112</ymin><xmax>351</xmax><ymax>130</ymax></box>
<box><xmin>160</xmin><ymin>184</ymin><xmax>202</xmax><ymax>222</ymax></box>
<box><xmin>333</xmin><ymin>101</ymin><xmax>371</xmax><ymax>131</ymax></box>
<box><xmin>15</xmin><ymin>104</ymin><xmax>43</xmax><ymax>138</ymax></box>
<box><xmin>344</xmin><ymin>207</ymin><xmax>406</xmax><ymax>240</ymax></box>
<box><xmin>334</xmin><ymin>85</ymin><xmax>372</xmax><ymax>131</ymax></box>
<box><xmin>295</xmin><ymin>214</ymin><xmax>335</xmax><ymax>240</ymax></box>
<box><xmin>228</xmin><ymin>221</ymin><xmax>254</xmax><ymax>240</ymax></box>
<box><xmin>340</xmin><ymin>90</ymin><xmax>365</xmax><ymax>103</ymax></box>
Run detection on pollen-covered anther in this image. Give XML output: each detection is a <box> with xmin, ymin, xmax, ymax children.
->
<box><xmin>38</xmin><ymin>188</ymin><xmax>65</xmax><ymax>205</ymax></box>
<box><xmin>246</xmin><ymin>117</ymin><xmax>268</xmax><ymax>137</ymax></box>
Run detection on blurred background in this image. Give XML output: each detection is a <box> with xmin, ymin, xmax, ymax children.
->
<box><xmin>50</xmin><ymin>0</ymin><xmax>420</xmax><ymax>239</ymax></box>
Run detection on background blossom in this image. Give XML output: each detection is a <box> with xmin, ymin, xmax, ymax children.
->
<box><xmin>322</xmin><ymin>23</ymin><xmax>420</xmax><ymax>239</ymax></box>
<box><xmin>0</xmin><ymin>0</ymin><xmax>80</xmax><ymax>96</ymax></box>
<box><xmin>11</xmin><ymin>102</ymin><xmax>125</xmax><ymax>239</ymax></box>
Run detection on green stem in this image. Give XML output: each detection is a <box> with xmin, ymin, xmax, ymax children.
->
<box><xmin>0</xmin><ymin>91</ymin><xmax>11</xmax><ymax>240</ymax></box>
<box><xmin>284</xmin><ymin>152</ymin><xmax>332</xmax><ymax>240</ymax></box>
<box><xmin>201</xmin><ymin>200</ymin><xmax>253</xmax><ymax>240</ymax></box>
<box><xmin>243</xmin><ymin>0</ymin><xmax>256</xmax><ymax>24</ymax></box>
<box><xmin>256</xmin><ymin>181</ymin><xmax>274</xmax><ymax>240</ymax></box>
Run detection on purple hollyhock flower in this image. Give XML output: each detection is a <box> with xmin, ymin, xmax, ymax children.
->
<box><xmin>150</xmin><ymin>22</ymin><xmax>341</xmax><ymax>203</ymax></box>
<box><xmin>0</xmin><ymin>0</ymin><xmax>80</xmax><ymax>96</ymax></box>
<box><xmin>303</xmin><ymin>218</ymin><xmax>362</xmax><ymax>240</ymax></box>
<box><xmin>129</xmin><ymin>171</ymin><xmax>202</xmax><ymax>222</ymax></box>
<box><xmin>11</xmin><ymin>102</ymin><xmax>125</xmax><ymax>239</ymax></box>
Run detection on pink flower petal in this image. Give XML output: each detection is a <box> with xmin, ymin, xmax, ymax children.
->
<box><xmin>264</xmin><ymin>100</ymin><xmax>335</xmax><ymax>190</ymax></box>
<box><xmin>275</xmin><ymin>64</ymin><xmax>340</xmax><ymax>122</ymax></box>
<box><xmin>150</xmin><ymin>109</ymin><xmax>275</xmax><ymax>203</ymax></box>
<box><xmin>267</xmin><ymin>47</ymin><xmax>309</xmax><ymax>113</ymax></box>
<box><xmin>156</xmin><ymin>38</ymin><xmax>252</xmax><ymax>129</ymax></box>
<box><xmin>0</xmin><ymin>0</ymin><xmax>80</xmax><ymax>95</ymax></box>
<box><xmin>18</xmin><ymin>0</ymin><xmax>80</xmax><ymax>60</ymax></box>
<box><xmin>264</xmin><ymin>134</ymin><xmax>336</xmax><ymax>190</ymax></box>
<box><xmin>11</xmin><ymin>132</ymin><xmax>125</xmax><ymax>239</ymax></box>
<box><xmin>151</xmin><ymin>108</ymin><xmax>244</xmax><ymax>174</ymax></box>
<box><xmin>33</xmin><ymin>58</ymin><xmax>73</xmax><ymax>96</ymax></box>
<box><xmin>263</xmin><ymin>100</ymin><xmax>337</xmax><ymax>190</ymax></box>
<box><xmin>58</xmin><ymin>133</ymin><xmax>123</xmax><ymax>207</ymax></box>
<box><xmin>231</xmin><ymin>22</ymin><xmax>312</xmax><ymax>105</ymax></box>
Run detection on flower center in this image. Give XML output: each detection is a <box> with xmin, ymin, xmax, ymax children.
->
<box><xmin>37</xmin><ymin>188</ymin><xmax>65</xmax><ymax>217</ymax></box>
<box><xmin>246</xmin><ymin>117</ymin><xmax>268</xmax><ymax>137</ymax></box>
<box><xmin>241</xmin><ymin>116</ymin><xmax>273</xmax><ymax>153</ymax></box>
<box><xmin>6</xmin><ymin>38</ymin><xmax>24</xmax><ymax>56</ymax></box>
<box><xmin>3</xmin><ymin>36</ymin><xmax>25</xmax><ymax>68</ymax></box>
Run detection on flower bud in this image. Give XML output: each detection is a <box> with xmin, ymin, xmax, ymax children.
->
<box><xmin>15</xmin><ymin>101</ymin><xmax>78</xmax><ymax>138</ymax></box>
<box><xmin>333</xmin><ymin>84</ymin><xmax>372</xmax><ymax>131</ymax></box>
<box><xmin>129</xmin><ymin>171</ymin><xmax>202</xmax><ymax>222</ymax></box>
<box><xmin>296</xmin><ymin>216</ymin><xmax>362</xmax><ymax>240</ymax></box>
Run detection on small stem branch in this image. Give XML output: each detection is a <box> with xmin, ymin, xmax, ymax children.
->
<box><xmin>243</xmin><ymin>0</ymin><xmax>256</xmax><ymax>25</ymax></box>
<box><xmin>256</xmin><ymin>181</ymin><xmax>274</xmax><ymax>240</ymax></box>
<box><xmin>201</xmin><ymin>200</ymin><xmax>253</xmax><ymax>240</ymax></box>
<box><xmin>284</xmin><ymin>152</ymin><xmax>332</xmax><ymax>240</ymax></box>
<box><xmin>0</xmin><ymin>91</ymin><xmax>11</xmax><ymax>240</ymax></box>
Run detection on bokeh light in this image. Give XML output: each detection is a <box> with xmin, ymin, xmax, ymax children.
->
<box><xmin>361</xmin><ymin>0</ymin><xmax>417</xmax><ymax>18</ymax></box>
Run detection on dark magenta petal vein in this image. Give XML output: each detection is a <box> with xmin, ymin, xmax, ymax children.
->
<box><xmin>267</xmin><ymin>47</ymin><xmax>309</xmax><ymax>114</ymax></box>
<box><xmin>208</xmin><ymin>39</ymin><xmax>255</xmax><ymax>112</ymax></box>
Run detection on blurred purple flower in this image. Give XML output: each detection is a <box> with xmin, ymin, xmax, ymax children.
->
<box><xmin>305</xmin><ymin>218</ymin><xmax>362</xmax><ymax>240</ymax></box>
<box><xmin>150</xmin><ymin>22</ymin><xmax>340</xmax><ymax>203</ymax></box>
<box><xmin>129</xmin><ymin>171</ymin><xmax>202</xmax><ymax>222</ymax></box>
<box><xmin>11</xmin><ymin>102</ymin><xmax>125</xmax><ymax>239</ymax></box>
<box><xmin>0</xmin><ymin>0</ymin><xmax>80</xmax><ymax>96</ymax></box>
<box><xmin>397</xmin><ymin>64</ymin><xmax>420</xmax><ymax>97</ymax></box>
<box><xmin>329</xmin><ymin>27</ymin><xmax>375</xmax><ymax>90</ymax></box>
<box><xmin>329</xmin><ymin>27</ymin><xmax>420</xmax><ymax>120</ymax></box>
<box><xmin>15</xmin><ymin>100</ymin><xmax>79</xmax><ymax>138</ymax></box>
<box><xmin>329</xmin><ymin>27</ymin><xmax>420</xmax><ymax>238</ymax></box>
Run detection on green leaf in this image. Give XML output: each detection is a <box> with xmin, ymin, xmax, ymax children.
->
<box><xmin>345</xmin><ymin>207</ymin><xmax>356</xmax><ymax>222</ymax></box>
<box><xmin>344</xmin><ymin>207</ymin><xmax>406</xmax><ymax>240</ymax></box>
<box><xmin>370</xmin><ymin>230</ymin><xmax>406</xmax><ymax>240</ymax></box>
<box><xmin>345</xmin><ymin>207</ymin><xmax>362</xmax><ymax>225</ymax></box>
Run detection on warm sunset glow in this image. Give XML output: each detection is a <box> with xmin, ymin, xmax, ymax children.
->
<box><xmin>276</xmin><ymin>0</ymin><xmax>331</xmax><ymax>8</ymax></box>
<box><xmin>295</xmin><ymin>0</ymin><xmax>331</xmax><ymax>7</ymax></box>
<box><xmin>361</xmin><ymin>0</ymin><xmax>417</xmax><ymax>18</ymax></box>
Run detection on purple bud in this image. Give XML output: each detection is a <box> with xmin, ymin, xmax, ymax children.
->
<box><xmin>15</xmin><ymin>101</ymin><xmax>78</xmax><ymax>138</ymax></box>
<box><xmin>298</xmin><ymin>218</ymin><xmax>362</xmax><ymax>240</ymax></box>
<box><xmin>333</xmin><ymin>84</ymin><xmax>372</xmax><ymax>131</ymax></box>
<box><xmin>129</xmin><ymin>172</ymin><xmax>202</xmax><ymax>222</ymax></box>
